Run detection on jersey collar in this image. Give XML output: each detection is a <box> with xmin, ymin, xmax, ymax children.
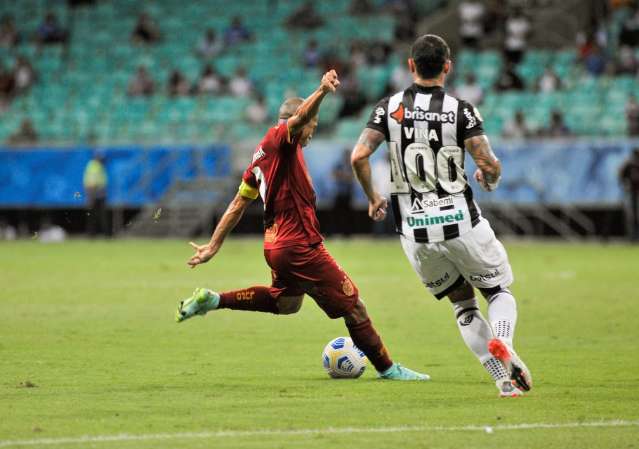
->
<box><xmin>412</xmin><ymin>83</ymin><xmax>445</xmax><ymax>93</ymax></box>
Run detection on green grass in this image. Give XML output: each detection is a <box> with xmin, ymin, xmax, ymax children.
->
<box><xmin>1</xmin><ymin>238</ymin><xmax>638</xmax><ymax>448</ymax></box>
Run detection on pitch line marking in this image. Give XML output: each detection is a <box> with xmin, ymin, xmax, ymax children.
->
<box><xmin>0</xmin><ymin>420</ymin><xmax>638</xmax><ymax>448</ymax></box>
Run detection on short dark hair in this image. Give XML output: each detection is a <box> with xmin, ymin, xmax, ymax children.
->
<box><xmin>411</xmin><ymin>34</ymin><xmax>450</xmax><ymax>79</ymax></box>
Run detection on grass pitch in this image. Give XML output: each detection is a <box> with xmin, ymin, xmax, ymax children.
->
<box><xmin>1</xmin><ymin>238</ymin><xmax>638</xmax><ymax>448</ymax></box>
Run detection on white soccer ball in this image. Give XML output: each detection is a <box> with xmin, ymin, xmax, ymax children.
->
<box><xmin>322</xmin><ymin>337</ymin><xmax>367</xmax><ymax>378</ymax></box>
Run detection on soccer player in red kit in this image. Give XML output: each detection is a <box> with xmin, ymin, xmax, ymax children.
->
<box><xmin>176</xmin><ymin>70</ymin><xmax>428</xmax><ymax>380</ymax></box>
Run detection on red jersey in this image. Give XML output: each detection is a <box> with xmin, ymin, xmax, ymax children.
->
<box><xmin>242</xmin><ymin>123</ymin><xmax>323</xmax><ymax>249</ymax></box>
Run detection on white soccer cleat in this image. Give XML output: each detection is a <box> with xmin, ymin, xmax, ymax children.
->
<box><xmin>488</xmin><ymin>338</ymin><xmax>532</xmax><ymax>392</ymax></box>
<box><xmin>496</xmin><ymin>379</ymin><xmax>524</xmax><ymax>397</ymax></box>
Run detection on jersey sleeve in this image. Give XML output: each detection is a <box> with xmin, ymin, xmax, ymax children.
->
<box><xmin>242</xmin><ymin>163</ymin><xmax>258</xmax><ymax>188</ymax></box>
<box><xmin>271</xmin><ymin>122</ymin><xmax>301</xmax><ymax>151</ymax></box>
<box><xmin>459</xmin><ymin>100</ymin><xmax>485</xmax><ymax>140</ymax></box>
<box><xmin>365</xmin><ymin>97</ymin><xmax>390</xmax><ymax>140</ymax></box>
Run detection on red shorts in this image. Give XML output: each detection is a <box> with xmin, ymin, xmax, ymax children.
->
<box><xmin>264</xmin><ymin>243</ymin><xmax>359</xmax><ymax>319</ymax></box>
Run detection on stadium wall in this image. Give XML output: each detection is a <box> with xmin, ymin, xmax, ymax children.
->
<box><xmin>0</xmin><ymin>139</ymin><xmax>636</xmax><ymax>238</ymax></box>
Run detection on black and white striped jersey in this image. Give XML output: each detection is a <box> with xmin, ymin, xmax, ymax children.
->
<box><xmin>366</xmin><ymin>84</ymin><xmax>484</xmax><ymax>243</ymax></box>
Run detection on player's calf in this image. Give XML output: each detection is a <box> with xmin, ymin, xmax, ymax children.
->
<box><xmin>344</xmin><ymin>299</ymin><xmax>429</xmax><ymax>380</ymax></box>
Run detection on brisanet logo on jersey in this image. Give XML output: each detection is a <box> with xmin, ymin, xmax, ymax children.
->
<box><xmin>406</xmin><ymin>210</ymin><xmax>465</xmax><ymax>227</ymax></box>
<box><xmin>391</xmin><ymin>103</ymin><xmax>456</xmax><ymax>124</ymax></box>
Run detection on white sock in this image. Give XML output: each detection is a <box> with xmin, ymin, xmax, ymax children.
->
<box><xmin>453</xmin><ymin>298</ymin><xmax>510</xmax><ymax>382</ymax></box>
<box><xmin>487</xmin><ymin>289</ymin><xmax>517</xmax><ymax>347</ymax></box>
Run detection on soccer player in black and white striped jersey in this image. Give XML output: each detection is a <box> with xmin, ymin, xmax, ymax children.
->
<box><xmin>351</xmin><ymin>34</ymin><xmax>532</xmax><ymax>397</ymax></box>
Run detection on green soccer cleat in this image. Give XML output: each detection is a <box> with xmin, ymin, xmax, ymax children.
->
<box><xmin>175</xmin><ymin>288</ymin><xmax>220</xmax><ymax>323</ymax></box>
<box><xmin>378</xmin><ymin>363</ymin><xmax>430</xmax><ymax>381</ymax></box>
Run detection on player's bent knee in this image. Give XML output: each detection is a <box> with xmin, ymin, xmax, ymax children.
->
<box><xmin>447</xmin><ymin>280</ymin><xmax>475</xmax><ymax>303</ymax></box>
<box><xmin>343</xmin><ymin>299</ymin><xmax>368</xmax><ymax>326</ymax></box>
<box><xmin>479</xmin><ymin>286</ymin><xmax>511</xmax><ymax>302</ymax></box>
<box><xmin>276</xmin><ymin>295</ymin><xmax>304</xmax><ymax>315</ymax></box>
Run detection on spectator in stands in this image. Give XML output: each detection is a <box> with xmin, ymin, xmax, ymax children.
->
<box><xmin>390</xmin><ymin>63</ymin><xmax>412</xmax><ymax>92</ymax></box>
<box><xmin>7</xmin><ymin>119</ymin><xmax>38</xmax><ymax>145</ymax></box>
<box><xmin>619</xmin><ymin>7</ymin><xmax>639</xmax><ymax>47</ymax></box>
<box><xmin>394</xmin><ymin>14</ymin><xmax>417</xmax><ymax>41</ymax></box>
<box><xmin>0</xmin><ymin>15</ymin><xmax>19</xmax><ymax>48</ymax></box>
<box><xmin>196</xmin><ymin>28</ymin><xmax>222</xmax><ymax>60</ymax></box>
<box><xmin>338</xmin><ymin>65</ymin><xmax>366</xmax><ymax>118</ymax></box>
<box><xmin>127</xmin><ymin>66</ymin><xmax>155</xmax><ymax>97</ymax></box>
<box><xmin>540</xmin><ymin>110</ymin><xmax>571</xmax><ymax>138</ymax></box>
<box><xmin>331</xmin><ymin>150</ymin><xmax>355</xmax><ymax>237</ymax></box>
<box><xmin>494</xmin><ymin>61</ymin><xmax>525</xmax><ymax>91</ymax></box>
<box><xmin>286</xmin><ymin>2</ymin><xmax>325</xmax><ymax>29</ymax></box>
<box><xmin>197</xmin><ymin>64</ymin><xmax>224</xmax><ymax>95</ymax></box>
<box><xmin>131</xmin><ymin>13</ymin><xmax>161</xmax><ymax>45</ymax></box>
<box><xmin>459</xmin><ymin>0</ymin><xmax>485</xmax><ymax>49</ymax></box>
<box><xmin>503</xmin><ymin>7</ymin><xmax>531</xmax><ymax>64</ymax></box>
<box><xmin>615</xmin><ymin>45</ymin><xmax>638</xmax><ymax>75</ymax></box>
<box><xmin>13</xmin><ymin>56</ymin><xmax>36</xmax><ymax>94</ymax></box>
<box><xmin>454</xmin><ymin>72</ymin><xmax>483</xmax><ymax>105</ymax></box>
<box><xmin>349</xmin><ymin>0</ymin><xmax>375</xmax><ymax>15</ymax></box>
<box><xmin>502</xmin><ymin>110</ymin><xmax>531</xmax><ymax>139</ymax></box>
<box><xmin>583</xmin><ymin>43</ymin><xmax>607</xmax><ymax>77</ymax></box>
<box><xmin>350</xmin><ymin>41</ymin><xmax>368</xmax><ymax>67</ymax></box>
<box><xmin>224</xmin><ymin>16</ymin><xmax>251</xmax><ymax>46</ymax></box>
<box><xmin>619</xmin><ymin>148</ymin><xmax>639</xmax><ymax>241</ymax></box>
<box><xmin>245</xmin><ymin>93</ymin><xmax>268</xmax><ymax>125</ymax></box>
<box><xmin>0</xmin><ymin>64</ymin><xmax>15</xmax><ymax>107</ymax></box>
<box><xmin>0</xmin><ymin>220</ymin><xmax>17</xmax><ymax>241</ymax></box>
<box><xmin>36</xmin><ymin>12</ymin><xmax>68</xmax><ymax>45</ymax></box>
<box><xmin>168</xmin><ymin>70</ymin><xmax>191</xmax><ymax>97</ymax></box>
<box><xmin>229</xmin><ymin>67</ymin><xmax>253</xmax><ymax>97</ymax></box>
<box><xmin>482</xmin><ymin>0</ymin><xmax>506</xmax><ymax>37</ymax></box>
<box><xmin>536</xmin><ymin>66</ymin><xmax>561</xmax><ymax>92</ymax></box>
<box><xmin>303</xmin><ymin>39</ymin><xmax>322</xmax><ymax>68</ymax></box>
<box><xmin>626</xmin><ymin>95</ymin><xmax>639</xmax><ymax>136</ymax></box>
<box><xmin>83</xmin><ymin>153</ymin><xmax>108</xmax><ymax>238</ymax></box>
<box><xmin>365</xmin><ymin>40</ymin><xmax>392</xmax><ymax>66</ymax></box>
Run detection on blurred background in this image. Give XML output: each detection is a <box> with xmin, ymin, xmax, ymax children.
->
<box><xmin>1</xmin><ymin>0</ymin><xmax>638</xmax><ymax>242</ymax></box>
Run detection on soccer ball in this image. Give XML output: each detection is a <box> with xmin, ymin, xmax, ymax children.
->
<box><xmin>322</xmin><ymin>337</ymin><xmax>367</xmax><ymax>378</ymax></box>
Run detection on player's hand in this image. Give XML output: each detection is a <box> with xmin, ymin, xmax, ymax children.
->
<box><xmin>320</xmin><ymin>69</ymin><xmax>340</xmax><ymax>94</ymax></box>
<box><xmin>187</xmin><ymin>241</ymin><xmax>218</xmax><ymax>268</ymax></box>
<box><xmin>474</xmin><ymin>169</ymin><xmax>492</xmax><ymax>192</ymax></box>
<box><xmin>368</xmin><ymin>194</ymin><xmax>388</xmax><ymax>222</ymax></box>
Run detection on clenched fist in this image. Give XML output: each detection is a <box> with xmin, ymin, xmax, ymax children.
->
<box><xmin>320</xmin><ymin>69</ymin><xmax>340</xmax><ymax>93</ymax></box>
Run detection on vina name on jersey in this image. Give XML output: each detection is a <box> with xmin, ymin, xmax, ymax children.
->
<box><xmin>366</xmin><ymin>84</ymin><xmax>485</xmax><ymax>243</ymax></box>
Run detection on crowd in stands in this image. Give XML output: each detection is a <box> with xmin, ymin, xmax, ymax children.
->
<box><xmin>455</xmin><ymin>0</ymin><xmax>639</xmax><ymax>138</ymax></box>
<box><xmin>2</xmin><ymin>0</ymin><xmax>639</xmax><ymax>145</ymax></box>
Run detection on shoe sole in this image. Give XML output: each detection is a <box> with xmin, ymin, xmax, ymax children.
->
<box><xmin>488</xmin><ymin>339</ymin><xmax>532</xmax><ymax>392</ymax></box>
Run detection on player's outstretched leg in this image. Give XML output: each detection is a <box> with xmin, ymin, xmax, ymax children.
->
<box><xmin>449</xmin><ymin>283</ymin><xmax>523</xmax><ymax>396</ymax></box>
<box><xmin>176</xmin><ymin>286</ymin><xmax>283</xmax><ymax>322</ymax></box>
<box><xmin>484</xmin><ymin>288</ymin><xmax>532</xmax><ymax>391</ymax></box>
<box><xmin>344</xmin><ymin>299</ymin><xmax>430</xmax><ymax>381</ymax></box>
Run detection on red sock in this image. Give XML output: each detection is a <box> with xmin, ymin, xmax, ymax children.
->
<box><xmin>346</xmin><ymin>318</ymin><xmax>393</xmax><ymax>373</ymax></box>
<box><xmin>219</xmin><ymin>286</ymin><xmax>279</xmax><ymax>314</ymax></box>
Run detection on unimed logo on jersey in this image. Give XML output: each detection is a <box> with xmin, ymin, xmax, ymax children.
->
<box><xmin>406</xmin><ymin>210</ymin><xmax>464</xmax><ymax>227</ymax></box>
<box><xmin>390</xmin><ymin>102</ymin><xmax>455</xmax><ymax>124</ymax></box>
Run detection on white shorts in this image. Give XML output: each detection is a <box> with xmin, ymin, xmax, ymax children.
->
<box><xmin>400</xmin><ymin>218</ymin><xmax>513</xmax><ymax>299</ymax></box>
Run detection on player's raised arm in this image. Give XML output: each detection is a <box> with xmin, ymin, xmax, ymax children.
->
<box><xmin>465</xmin><ymin>134</ymin><xmax>502</xmax><ymax>192</ymax></box>
<box><xmin>351</xmin><ymin>127</ymin><xmax>387</xmax><ymax>221</ymax></box>
<box><xmin>287</xmin><ymin>69</ymin><xmax>340</xmax><ymax>138</ymax></box>
<box><xmin>187</xmin><ymin>191</ymin><xmax>255</xmax><ymax>268</ymax></box>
